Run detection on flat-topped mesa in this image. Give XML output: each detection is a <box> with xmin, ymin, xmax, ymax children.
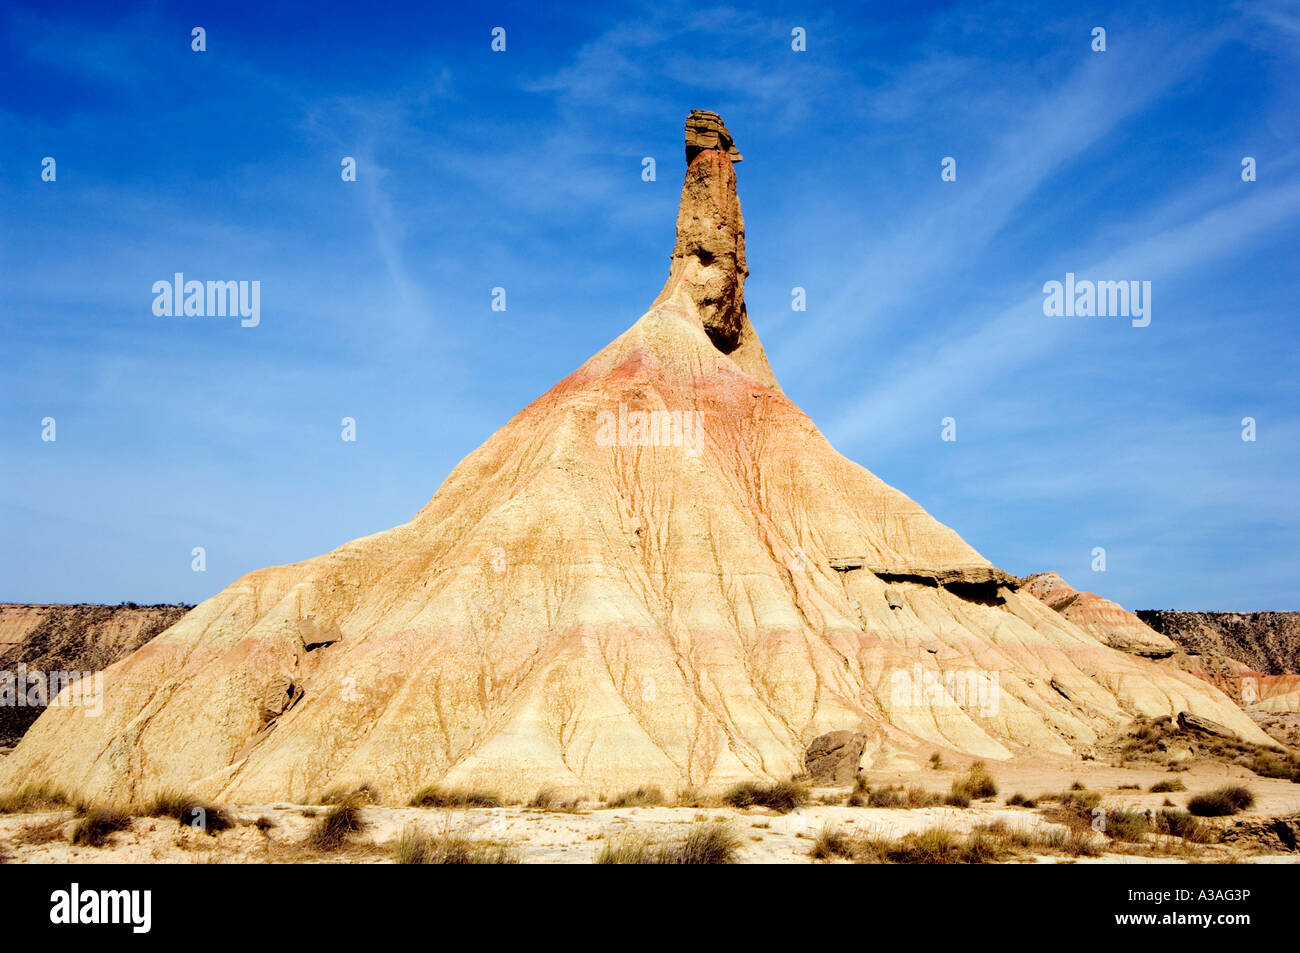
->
<box><xmin>658</xmin><ymin>109</ymin><xmax>749</xmax><ymax>355</ymax></box>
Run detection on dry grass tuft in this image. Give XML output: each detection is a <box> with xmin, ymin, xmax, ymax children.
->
<box><xmin>1188</xmin><ymin>785</ymin><xmax>1254</xmax><ymax>817</ymax></box>
<box><xmin>306</xmin><ymin>793</ymin><xmax>366</xmax><ymax>850</ymax></box>
<box><xmin>394</xmin><ymin>825</ymin><xmax>520</xmax><ymax>864</ymax></box>
<box><xmin>528</xmin><ymin>787</ymin><xmax>582</xmax><ymax>811</ymax></box>
<box><xmin>605</xmin><ymin>785</ymin><xmax>665</xmax><ymax>808</ymax></box>
<box><xmin>16</xmin><ymin>816</ymin><xmax>68</xmax><ymax>846</ymax></box>
<box><xmin>409</xmin><ymin>785</ymin><xmax>503</xmax><ymax>809</ymax></box>
<box><xmin>949</xmin><ymin>762</ymin><xmax>997</xmax><ymax>802</ymax></box>
<box><xmin>70</xmin><ymin>808</ymin><xmax>131</xmax><ymax>848</ymax></box>
<box><xmin>0</xmin><ymin>783</ymin><xmax>75</xmax><ymax>814</ymax></box>
<box><xmin>139</xmin><ymin>790</ymin><xmax>235</xmax><ymax>834</ymax></box>
<box><xmin>596</xmin><ymin>820</ymin><xmax>740</xmax><ymax>864</ymax></box>
<box><xmin>1153</xmin><ymin>808</ymin><xmax>1215</xmax><ymax>843</ymax></box>
<box><xmin>1149</xmin><ymin>778</ymin><xmax>1186</xmax><ymax>793</ymax></box>
<box><xmin>722</xmin><ymin>780</ymin><xmax>807</xmax><ymax>813</ymax></box>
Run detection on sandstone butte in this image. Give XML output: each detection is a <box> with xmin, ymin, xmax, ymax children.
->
<box><xmin>0</xmin><ymin>111</ymin><xmax>1274</xmax><ymax>804</ymax></box>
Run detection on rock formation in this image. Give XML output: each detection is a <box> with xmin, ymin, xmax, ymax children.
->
<box><xmin>1023</xmin><ymin>573</ymin><xmax>1300</xmax><ymax>713</ymax></box>
<box><xmin>1020</xmin><ymin>572</ymin><xmax>1177</xmax><ymax>658</ymax></box>
<box><xmin>0</xmin><ymin>604</ymin><xmax>190</xmax><ymax>747</ymax></box>
<box><xmin>0</xmin><ymin>113</ymin><xmax>1273</xmax><ymax>805</ymax></box>
<box><xmin>1136</xmin><ymin>610</ymin><xmax>1300</xmax><ymax>676</ymax></box>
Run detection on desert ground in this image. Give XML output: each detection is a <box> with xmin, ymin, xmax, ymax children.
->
<box><xmin>3</xmin><ymin>751</ymin><xmax>1296</xmax><ymax>865</ymax></box>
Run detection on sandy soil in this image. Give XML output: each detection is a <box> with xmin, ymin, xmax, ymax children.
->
<box><xmin>1</xmin><ymin>757</ymin><xmax>1297</xmax><ymax>864</ymax></box>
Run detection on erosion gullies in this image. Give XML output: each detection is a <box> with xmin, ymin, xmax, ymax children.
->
<box><xmin>1020</xmin><ymin>573</ymin><xmax>1178</xmax><ymax>658</ymax></box>
<box><xmin>1136</xmin><ymin>610</ymin><xmax>1300</xmax><ymax>677</ymax></box>
<box><xmin>0</xmin><ymin>112</ymin><xmax>1273</xmax><ymax>805</ymax></box>
<box><xmin>1022</xmin><ymin>574</ymin><xmax>1300</xmax><ymax>714</ymax></box>
<box><xmin>0</xmin><ymin>604</ymin><xmax>191</xmax><ymax>747</ymax></box>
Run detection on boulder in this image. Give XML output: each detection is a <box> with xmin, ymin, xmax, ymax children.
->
<box><xmin>1177</xmin><ymin>710</ymin><xmax>1236</xmax><ymax>739</ymax></box>
<box><xmin>804</xmin><ymin>730</ymin><xmax>868</xmax><ymax>785</ymax></box>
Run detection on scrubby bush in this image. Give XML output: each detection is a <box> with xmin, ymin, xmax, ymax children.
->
<box><xmin>1148</xmin><ymin>778</ymin><xmax>1185</xmax><ymax>793</ymax></box>
<box><xmin>1187</xmin><ymin>786</ymin><xmax>1254</xmax><ymax>817</ymax></box>
<box><xmin>1103</xmin><ymin>809</ymin><xmax>1150</xmax><ymax>842</ymax></box>
<box><xmin>597</xmin><ymin>820</ymin><xmax>739</xmax><ymax>864</ymax></box>
<box><xmin>605</xmin><ymin>785</ymin><xmax>665</xmax><ymax>808</ymax></box>
<box><xmin>528</xmin><ymin>787</ymin><xmax>581</xmax><ymax>811</ymax></box>
<box><xmin>722</xmin><ymin>780</ymin><xmax>806</xmax><ymax>813</ymax></box>
<box><xmin>394</xmin><ymin>825</ymin><xmax>520</xmax><ymax>864</ymax></box>
<box><xmin>409</xmin><ymin>785</ymin><xmax>502</xmax><ymax>809</ymax></box>
<box><xmin>140</xmin><ymin>790</ymin><xmax>235</xmax><ymax>834</ymax></box>
<box><xmin>70</xmin><ymin>808</ymin><xmax>131</xmax><ymax>848</ymax></box>
<box><xmin>306</xmin><ymin>793</ymin><xmax>366</xmax><ymax>850</ymax></box>
<box><xmin>0</xmin><ymin>784</ymin><xmax>73</xmax><ymax>814</ymax></box>
<box><xmin>949</xmin><ymin>762</ymin><xmax>997</xmax><ymax>802</ymax></box>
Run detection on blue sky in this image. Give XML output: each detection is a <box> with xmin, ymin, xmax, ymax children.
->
<box><xmin>2</xmin><ymin>0</ymin><xmax>1297</xmax><ymax>610</ymax></box>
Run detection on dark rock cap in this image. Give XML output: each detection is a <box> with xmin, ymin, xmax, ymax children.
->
<box><xmin>685</xmin><ymin>109</ymin><xmax>742</xmax><ymax>164</ymax></box>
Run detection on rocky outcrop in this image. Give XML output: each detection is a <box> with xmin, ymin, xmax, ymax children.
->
<box><xmin>803</xmin><ymin>730</ymin><xmax>868</xmax><ymax>785</ymax></box>
<box><xmin>1135</xmin><ymin>611</ymin><xmax>1300</xmax><ymax>676</ymax></box>
<box><xmin>1176</xmin><ymin>711</ymin><xmax>1236</xmax><ymax>740</ymax></box>
<box><xmin>684</xmin><ymin>109</ymin><xmax>742</xmax><ymax>163</ymax></box>
<box><xmin>1020</xmin><ymin>573</ymin><xmax>1177</xmax><ymax>657</ymax></box>
<box><xmin>654</xmin><ymin>110</ymin><xmax>780</xmax><ymax>394</ymax></box>
<box><xmin>0</xmin><ymin>114</ymin><xmax>1271</xmax><ymax>805</ymax></box>
<box><xmin>0</xmin><ymin>604</ymin><xmax>190</xmax><ymax>746</ymax></box>
<box><xmin>1024</xmin><ymin>575</ymin><xmax>1300</xmax><ymax>713</ymax></box>
<box><xmin>1222</xmin><ymin>813</ymin><xmax>1300</xmax><ymax>852</ymax></box>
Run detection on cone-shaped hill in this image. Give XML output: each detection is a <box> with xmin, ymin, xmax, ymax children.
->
<box><xmin>1</xmin><ymin>111</ymin><xmax>1269</xmax><ymax>803</ymax></box>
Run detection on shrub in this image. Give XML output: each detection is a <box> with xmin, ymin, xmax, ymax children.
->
<box><xmin>319</xmin><ymin>783</ymin><xmax>380</xmax><ymax>805</ymax></box>
<box><xmin>70</xmin><ymin>809</ymin><xmax>131</xmax><ymax>848</ymax></box>
<box><xmin>722</xmin><ymin>780</ymin><xmax>806</xmax><ymax>813</ymax></box>
<box><xmin>409</xmin><ymin>785</ymin><xmax>502</xmax><ymax>809</ymax></box>
<box><xmin>950</xmin><ymin>762</ymin><xmax>997</xmax><ymax>801</ymax></box>
<box><xmin>606</xmin><ymin>785</ymin><xmax>665</xmax><ymax>808</ymax></box>
<box><xmin>811</xmin><ymin>825</ymin><xmax>854</xmax><ymax>860</ymax></box>
<box><xmin>528</xmin><ymin>787</ymin><xmax>580</xmax><ymax>811</ymax></box>
<box><xmin>0</xmin><ymin>784</ymin><xmax>73</xmax><ymax>814</ymax></box>
<box><xmin>306</xmin><ymin>794</ymin><xmax>366</xmax><ymax>850</ymax></box>
<box><xmin>597</xmin><ymin>821</ymin><xmax>739</xmax><ymax>864</ymax></box>
<box><xmin>1187</xmin><ymin>786</ymin><xmax>1254</xmax><ymax>817</ymax></box>
<box><xmin>867</xmin><ymin>786</ymin><xmax>904</xmax><ymax>807</ymax></box>
<box><xmin>16</xmin><ymin>817</ymin><xmax>67</xmax><ymax>846</ymax></box>
<box><xmin>1149</xmin><ymin>779</ymin><xmax>1186</xmax><ymax>793</ymax></box>
<box><xmin>1103</xmin><ymin>810</ymin><xmax>1150</xmax><ymax>842</ymax></box>
<box><xmin>943</xmin><ymin>790</ymin><xmax>971</xmax><ymax>808</ymax></box>
<box><xmin>1247</xmin><ymin>751</ymin><xmax>1300</xmax><ymax>782</ymax></box>
<box><xmin>140</xmin><ymin>790</ymin><xmax>235</xmax><ymax>834</ymax></box>
<box><xmin>670</xmin><ymin>820</ymin><xmax>742</xmax><ymax>864</ymax></box>
<box><xmin>853</xmin><ymin>826</ymin><xmax>1002</xmax><ymax>864</ymax></box>
<box><xmin>1044</xmin><ymin>789</ymin><xmax>1103</xmax><ymax>830</ymax></box>
<box><xmin>394</xmin><ymin>825</ymin><xmax>520</xmax><ymax>864</ymax></box>
<box><xmin>1153</xmin><ymin>809</ymin><xmax>1215</xmax><ymax>843</ymax></box>
<box><xmin>1006</xmin><ymin>792</ymin><xmax>1037</xmax><ymax>808</ymax></box>
<box><xmin>674</xmin><ymin>788</ymin><xmax>710</xmax><ymax>808</ymax></box>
